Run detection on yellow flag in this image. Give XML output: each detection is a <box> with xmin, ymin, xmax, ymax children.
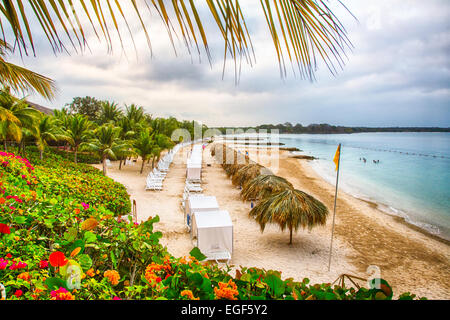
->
<box><xmin>333</xmin><ymin>144</ymin><xmax>341</xmax><ymax>171</ymax></box>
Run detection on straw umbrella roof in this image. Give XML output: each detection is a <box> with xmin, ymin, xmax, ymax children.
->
<box><xmin>231</xmin><ymin>163</ymin><xmax>271</xmax><ymax>186</ymax></box>
<box><xmin>241</xmin><ymin>174</ymin><xmax>293</xmax><ymax>201</ymax></box>
<box><xmin>249</xmin><ymin>188</ymin><xmax>329</xmax><ymax>244</ymax></box>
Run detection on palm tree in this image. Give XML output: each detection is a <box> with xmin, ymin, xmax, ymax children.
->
<box><xmin>36</xmin><ymin>115</ymin><xmax>68</xmax><ymax>160</ymax></box>
<box><xmin>0</xmin><ymin>2</ymin><xmax>353</xmax><ymax>82</ymax></box>
<box><xmin>241</xmin><ymin>174</ymin><xmax>294</xmax><ymax>201</ymax></box>
<box><xmin>0</xmin><ymin>87</ymin><xmax>41</xmax><ymax>151</ymax></box>
<box><xmin>83</xmin><ymin>125</ymin><xmax>127</xmax><ymax>175</ymax></box>
<box><xmin>99</xmin><ymin>101</ymin><xmax>122</xmax><ymax>124</ymax></box>
<box><xmin>0</xmin><ymin>39</ymin><xmax>56</xmax><ymax>100</ymax></box>
<box><xmin>65</xmin><ymin>114</ymin><xmax>93</xmax><ymax>164</ymax></box>
<box><xmin>125</xmin><ymin>104</ymin><xmax>145</xmax><ymax>124</ymax></box>
<box><xmin>116</xmin><ymin>117</ymin><xmax>137</xmax><ymax>169</ymax></box>
<box><xmin>151</xmin><ymin>133</ymin><xmax>174</xmax><ymax>168</ymax></box>
<box><xmin>134</xmin><ymin>129</ymin><xmax>155</xmax><ymax>174</ymax></box>
<box><xmin>249</xmin><ymin>188</ymin><xmax>329</xmax><ymax>245</ymax></box>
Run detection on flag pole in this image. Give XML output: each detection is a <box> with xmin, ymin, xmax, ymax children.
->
<box><xmin>328</xmin><ymin>143</ymin><xmax>341</xmax><ymax>271</ymax></box>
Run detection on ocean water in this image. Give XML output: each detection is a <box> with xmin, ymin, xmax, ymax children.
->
<box><xmin>276</xmin><ymin>132</ymin><xmax>450</xmax><ymax>240</ymax></box>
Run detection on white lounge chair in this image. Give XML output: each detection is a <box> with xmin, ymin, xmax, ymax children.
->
<box><xmin>185</xmin><ymin>184</ymin><xmax>202</xmax><ymax>193</ymax></box>
<box><xmin>152</xmin><ymin>169</ymin><xmax>166</xmax><ymax>177</ymax></box>
<box><xmin>147</xmin><ymin>175</ymin><xmax>164</xmax><ymax>182</ymax></box>
<box><xmin>205</xmin><ymin>250</ymin><xmax>231</xmax><ymax>264</ymax></box>
<box><xmin>146</xmin><ymin>182</ymin><xmax>163</xmax><ymax>191</ymax></box>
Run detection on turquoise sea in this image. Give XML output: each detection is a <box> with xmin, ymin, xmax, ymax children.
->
<box><xmin>276</xmin><ymin>132</ymin><xmax>450</xmax><ymax>240</ymax></box>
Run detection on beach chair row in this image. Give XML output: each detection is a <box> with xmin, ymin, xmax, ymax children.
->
<box><xmin>145</xmin><ymin>149</ymin><xmax>177</xmax><ymax>190</ymax></box>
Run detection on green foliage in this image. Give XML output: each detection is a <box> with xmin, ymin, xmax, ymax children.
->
<box><xmin>47</xmin><ymin>147</ymin><xmax>101</xmax><ymax>164</ymax></box>
<box><xmin>66</xmin><ymin>97</ymin><xmax>102</xmax><ymax>121</ymax></box>
<box><xmin>189</xmin><ymin>247</ymin><xmax>206</xmax><ymax>261</ymax></box>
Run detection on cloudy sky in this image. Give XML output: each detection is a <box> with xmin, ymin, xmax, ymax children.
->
<box><xmin>7</xmin><ymin>0</ymin><xmax>450</xmax><ymax>127</ymax></box>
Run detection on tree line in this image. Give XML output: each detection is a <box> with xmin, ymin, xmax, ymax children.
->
<box><xmin>0</xmin><ymin>89</ymin><xmax>207</xmax><ymax>175</ymax></box>
<box><xmin>215</xmin><ymin>122</ymin><xmax>450</xmax><ymax>134</ymax></box>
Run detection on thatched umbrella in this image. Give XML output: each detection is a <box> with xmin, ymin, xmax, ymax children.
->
<box><xmin>249</xmin><ymin>188</ymin><xmax>329</xmax><ymax>244</ymax></box>
<box><xmin>231</xmin><ymin>163</ymin><xmax>269</xmax><ymax>186</ymax></box>
<box><xmin>241</xmin><ymin>174</ymin><xmax>293</xmax><ymax>201</ymax></box>
<box><xmin>225</xmin><ymin>163</ymin><xmax>245</xmax><ymax>177</ymax></box>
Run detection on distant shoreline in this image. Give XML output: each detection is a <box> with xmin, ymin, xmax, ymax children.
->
<box><xmin>214</xmin><ymin>127</ymin><xmax>450</xmax><ymax>135</ymax></box>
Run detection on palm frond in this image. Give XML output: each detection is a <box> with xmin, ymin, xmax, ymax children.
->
<box><xmin>0</xmin><ymin>1</ymin><xmax>353</xmax><ymax>80</ymax></box>
<box><xmin>0</xmin><ymin>55</ymin><xmax>56</xmax><ymax>100</ymax></box>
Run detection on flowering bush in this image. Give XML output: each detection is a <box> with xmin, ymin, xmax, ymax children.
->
<box><xmin>0</xmin><ymin>151</ymin><xmax>425</xmax><ymax>300</ymax></box>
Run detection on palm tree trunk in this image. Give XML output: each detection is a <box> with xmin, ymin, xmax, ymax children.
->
<box><xmin>289</xmin><ymin>227</ymin><xmax>293</xmax><ymax>245</ymax></box>
<box><xmin>20</xmin><ymin>140</ymin><xmax>25</xmax><ymax>156</ymax></box>
<box><xmin>3</xmin><ymin>140</ymin><xmax>6</xmax><ymax>151</ymax></box>
<box><xmin>102</xmin><ymin>156</ymin><xmax>107</xmax><ymax>175</ymax></box>
<box><xmin>74</xmin><ymin>146</ymin><xmax>78</xmax><ymax>164</ymax></box>
<box><xmin>140</xmin><ymin>158</ymin><xmax>145</xmax><ymax>174</ymax></box>
<box><xmin>119</xmin><ymin>158</ymin><xmax>122</xmax><ymax>170</ymax></box>
<box><xmin>40</xmin><ymin>149</ymin><xmax>43</xmax><ymax>160</ymax></box>
<box><xmin>151</xmin><ymin>156</ymin><xmax>155</xmax><ymax>169</ymax></box>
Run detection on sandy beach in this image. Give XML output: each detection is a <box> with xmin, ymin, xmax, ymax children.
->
<box><xmin>93</xmin><ymin>144</ymin><xmax>450</xmax><ymax>299</ymax></box>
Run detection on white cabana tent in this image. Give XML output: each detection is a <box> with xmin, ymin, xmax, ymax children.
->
<box><xmin>186</xmin><ymin>161</ymin><xmax>201</xmax><ymax>180</ymax></box>
<box><xmin>186</xmin><ymin>144</ymin><xmax>203</xmax><ymax>181</ymax></box>
<box><xmin>184</xmin><ymin>195</ymin><xmax>219</xmax><ymax>226</ymax></box>
<box><xmin>191</xmin><ymin>210</ymin><xmax>233</xmax><ymax>262</ymax></box>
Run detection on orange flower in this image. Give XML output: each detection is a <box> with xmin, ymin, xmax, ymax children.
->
<box><xmin>17</xmin><ymin>272</ymin><xmax>31</xmax><ymax>282</ymax></box>
<box><xmin>70</xmin><ymin>247</ymin><xmax>81</xmax><ymax>257</ymax></box>
<box><xmin>181</xmin><ymin>290</ymin><xmax>199</xmax><ymax>300</ymax></box>
<box><xmin>74</xmin><ymin>208</ymin><xmax>80</xmax><ymax>215</ymax></box>
<box><xmin>104</xmin><ymin>270</ymin><xmax>120</xmax><ymax>285</ymax></box>
<box><xmin>214</xmin><ymin>280</ymin><xmax>239</xmax><ymax>300</ymax></box>
<box><xmin>86</xmin><ymin>268</ymin><xmax>95</xmax><ymax>277</ymax></box>
<box><xmin>144</xmin><ymin>262</ymin><xmax>172</xmax><ymax>287</ymax></box>
<box><xmin>81</xmin><ymin>218</ymin><xmax>98</xmax><ymax>231</ymax></box>
<box><xmin>31</xmin><ymin>288</ymin><xmax>44</xmax><ymax>300</ymax></box>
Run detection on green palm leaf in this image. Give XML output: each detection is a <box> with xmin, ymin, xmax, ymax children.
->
<box><xmin>0</xmin><ymin>1</ymin><xmax>353</xmax><ymax>80</ymax></box>
<box><xmin>0</xmin><ymin>40</ymin><xmax>56</xmax><ymax>100</ymax></box>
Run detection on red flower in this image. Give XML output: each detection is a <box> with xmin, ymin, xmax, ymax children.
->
<box><xmin>49</xmin><ymin>251</ymin><xmax>68</xmax><ymax>267</ymax></box>
<box><xmin>39</xmin><ymin>260</ymin><xmax>48</xmax><ymax>269</ymax></box>
<box><xmin>6</xmin><ymin>253</ymin><xmax>12</xmax><ymax>258</ymax></box>
<box><xmin>14</xmin><ymin>290</ymin><xmax>23</xmax><ymax>298</ymax></box>
<box><xmin>0</xmin><ymin>223</ymin><xmax>10</xmax><ymax>234</ymax></box>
